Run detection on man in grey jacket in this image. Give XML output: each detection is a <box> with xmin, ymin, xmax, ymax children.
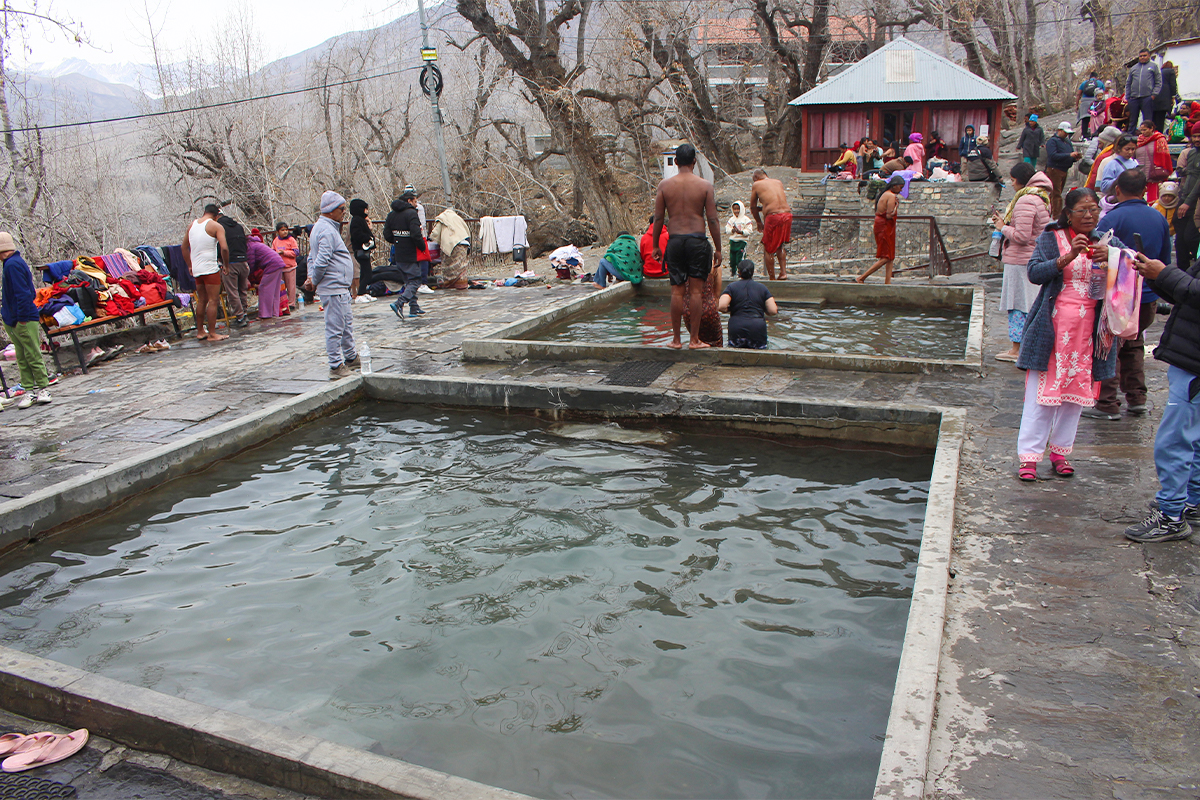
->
<box><xmin>1124</xmin><ymin>49</ymin><xmax>1162</xmax><ymax>132</ymax></box>
<box><xmin>306</xmin><ymin>191</ymin><xmax>359</xmax><ymax>379</ymax></box>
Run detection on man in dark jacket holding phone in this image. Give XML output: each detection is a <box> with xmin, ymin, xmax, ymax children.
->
<box><xmin>1125</xmin><ymin>244</ymin><xmax>1200</xmax><ymax>542</ymax></box>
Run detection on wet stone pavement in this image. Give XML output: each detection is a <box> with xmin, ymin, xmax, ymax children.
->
<box><xmin>1</xmin><ymin>275</ymin><xmax>1198</xmax><ymax>798</ymax></box>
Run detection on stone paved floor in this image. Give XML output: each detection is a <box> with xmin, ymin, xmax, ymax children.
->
<box><xmin>1</xmin><ymin>276</ymin><xmax>1197</xmax><ymax>798</ymax></box>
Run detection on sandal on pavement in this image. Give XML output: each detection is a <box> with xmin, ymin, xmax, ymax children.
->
<box><xmin>1018</xmin><ymin>461</ymin><xmax>1038</xmax><ymax>481</ymax></box>
<box><xmin>1050</xmin><ymin>455</ymin><xmax>1075</xmax><ymax>477</ymax></box>
<box><xmin>2</xmin><ymin>729</ymin><xmax>88</xmax><ymax>773</ymax></box>
<box><xmin>994</xmin><ymin>351</ymin><xmax>1018</xmax><ymax>362</ymax></box>
<box><xmin>0</xmin><ymin>732</ymin><xmax>55</xmax><ymax>762</ymax></box>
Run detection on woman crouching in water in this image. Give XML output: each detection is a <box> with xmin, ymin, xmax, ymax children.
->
<box><xmin>719</xmin><ymin>259</ymin><xmax>778</xmax><ymax>349</ymax></box>
<box><xmin>1015</xmin><ymin>187</ymin><xmax>1121</xmax><ymax>481</ymax></box>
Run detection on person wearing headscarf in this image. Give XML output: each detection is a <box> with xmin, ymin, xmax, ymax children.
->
<box><xmin>1135</xmin><ymin>120</ymin><xmax>1173</xmax><ymax>203</ymax></box>
<box><xmin>725</xmin><ymin>201</ymin><xmax>754</xmax><ymax>275</ymax></box>
<box><xmin>1084</xmin><ymin>126</ymin><xmax>1124</xmax><ymax>189</ymax></box>
<box><xmin>348</xmin><ymin>199</ymin><xmax>375</xmax><ymax>298</ymax></box>
<box><xmin>992</xmin><ymin>163</ymin><xmax>1052</xmax><ymax>361</ymax></box>
<box><xmin>1153</xmin><ymin>181</ymin><xmax>1179</xmax><ymax>232</ymax></box>
<box><xmin>904</xmin><ymin>133</ymin><xmax>925</xmax><ymax>175</ymax></box>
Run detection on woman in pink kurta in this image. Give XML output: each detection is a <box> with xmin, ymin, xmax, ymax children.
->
<box><xmin>904</xmin><ymin>133</ymin><xmax>926</xmax><ymax>175</ymax></box>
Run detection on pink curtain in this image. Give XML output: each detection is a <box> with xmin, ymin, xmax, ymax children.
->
<box><xmin>931</xmin><ymin>108</ymin><xmax>992</xmax><ymax>140</ymax></box>
<box><xmin>819</xmin><ymin>110</ymin><xmax>870</xmax><ymax>148</ymax></box>
<box><xmin>808</xmin><ymin>113</ymin><xmax>825</xmax><ymax>149</ymax></box>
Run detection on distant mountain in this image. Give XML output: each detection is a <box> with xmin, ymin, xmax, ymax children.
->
<box><xmin>5</xmin><ymin>70</ymin><xmax>151</xmax><ymax>127</ymax></box>
<box><xmin>25</xmin><ymin>58</ymin><xmax>170</xmax><ymax>95</ymax></box>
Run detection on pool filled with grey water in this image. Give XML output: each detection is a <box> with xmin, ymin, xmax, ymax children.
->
<box><xmin>534</xmin><ymin>297</ymin><xmax>970</xmax><ymax>359</ymax></box>
<box><xmin>0</xmin><ymin>404</ymin><xmax>932</xmax><ymax>799</ymax></box>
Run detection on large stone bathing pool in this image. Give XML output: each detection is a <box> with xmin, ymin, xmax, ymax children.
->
<box><xmin>0</xmin><ymin>401</ymin><xmax>933</xmax><ymax>799</ymax></box>
<box><xmin>533</xmin><ymin>297</ymin><xmax>970</xmax><ymax>360</ymax></box>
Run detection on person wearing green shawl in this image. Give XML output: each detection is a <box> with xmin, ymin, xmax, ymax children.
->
<box><xmin>991</xmin><ymin>162</ymin><xmax>1052</xmax><ymax>361</ymax></box>
<box><xmin>592</xmin><ymin>233</ymin><xmax>644</xmax><ymax>289</ymax></box>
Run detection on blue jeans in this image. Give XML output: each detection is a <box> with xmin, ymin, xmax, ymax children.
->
<box><xmin>593</xmin><ymin>258</ymin><xmax>624</xmax><ymax>288</ymax></box>
<box><xmin>1127</xmin><ymin>95</ymin><xmax>1155</xmax><ymax>131</ymax></box>
<box><xmin>1154</xmin><ymin>365</ymin><xmax>1200</xmax><ymax>517</ymax></box>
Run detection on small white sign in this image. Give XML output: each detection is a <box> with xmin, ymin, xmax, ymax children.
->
<box><xmin>979</xmin><ymin>124</ymin><xmax>990</xmax><ymax>137</ymax></box>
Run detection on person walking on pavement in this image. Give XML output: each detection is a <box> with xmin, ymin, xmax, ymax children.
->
<box><xmin>1017</xmin><ymin>115</ymin><xmax>1045</xmax><ymax>166</ymax></box>
<box><xmin>384</xmin><ymin>190</ymin><xmax>427</xmax><ymax>319</ymax></box>
<box><xmin>1125</xmin><ymin>49</ymin><xmax>1162</xmax><ymax>132</ymax></box>
<box><xmin>1085</xmin><ymin>168</ymin><xmax>1171</xmax><ymax>421</ymax></box>
<box><xmin>216</xmin><ymin>207</ymin><xmax>251</xmax><ymax>328</ymax></box>
<box><xmin>1124</xmin><ymin>246</ymin><xmax>1200</xmax><ymax>542</ymax></box>
<box><xmin>0</xmin><ymin>231</ymin><xmax>54</xmax><ymax>408</ymax></box>
<box><xmin>181</xmin><ymin>204</ymin><xmax>230</xmax><ymax>343</ymax></box>
<box><xmin>305</xmin><ymin>191</ymin><xmax>359</xmax><ymax>379</ymax></box>
<box><xmin>1045</xmin><ymin>122</ymin><xmax>1081</xmax><ymax>217</ymax></box>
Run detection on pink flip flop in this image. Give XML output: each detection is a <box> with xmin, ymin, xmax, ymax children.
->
<box><xmin>0</xmin><ymin>733</ymin><xmax>43</xmax><ymax>757</ymax></box>
<box><xmin>1</xmin><ymin>729</ymin><xmax>88</xmax><ymax>773</ymax></box>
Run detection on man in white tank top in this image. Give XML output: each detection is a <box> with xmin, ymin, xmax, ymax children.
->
<box><xmin>180</xmin><ymin>204</ymin><xmax>230</xmax><ymax>342</ymax></box>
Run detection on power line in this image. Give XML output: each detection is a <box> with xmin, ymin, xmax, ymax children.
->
<box><xmin>0</xmin><ymin>61</ymin><xmax>423</xmax><ymax>135</ymax></box>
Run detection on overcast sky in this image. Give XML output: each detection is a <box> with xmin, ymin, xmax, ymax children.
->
<box><xmin>10</xmin><ymin>0</ymin><xmax>419</xmax><ymax>68</ymax></box>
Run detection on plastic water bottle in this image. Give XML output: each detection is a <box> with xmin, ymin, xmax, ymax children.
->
<box><xmin>297</xmin><ymin>294</ymin><xmax>305</xmax><ymax>309</ymax></box>
<box><xmin>989</xmin><ymin>229</ymin><xmax>1003</xmax><ymax>258</ymax></box>
<box><xmin>360</xmin><ymin>342</ymin><xmax>372</xmax><ymax>375</ymax></box>
<box><xmin>1088</xmin><ymin>250</ymin><xmax>1107</xmax><ymax>300</ymax></box>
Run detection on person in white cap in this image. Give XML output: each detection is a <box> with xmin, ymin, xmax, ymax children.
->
<box><xmin>0</xmin><ymin>231</ymin><xmax>53</xmax><ymax>408</ymax></box>
<box><xmin>304</xmin><ymin>191</ymin><xmax>359</xmax><ymax>379</ymax></box>
<box><xmin>1045</xmin><ymin>121</ymin><xmax>1082</xmax><ymax>217</ymax></box>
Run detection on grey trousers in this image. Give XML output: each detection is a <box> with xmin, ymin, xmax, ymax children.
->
<box><xmin>320</xmin><ymin>292</ymin><xmax>357</xmax><ymax>369</ymax></box>
<box><xmin>221</xmin><ymin>260</ymin><xmax>251</xmax><ymax>318</ymax></box>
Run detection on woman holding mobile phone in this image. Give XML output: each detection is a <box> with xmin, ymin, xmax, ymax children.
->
<box><xmin>1014</xmin><ymin>187</ymin><xmax>1123</xmax><ymax>481</ymax></box>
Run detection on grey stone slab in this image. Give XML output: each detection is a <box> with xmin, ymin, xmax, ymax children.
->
<box><xmin>169</xmin><ymin>397</ymin><xmax>231</xmax><ymax>423</ymax></box>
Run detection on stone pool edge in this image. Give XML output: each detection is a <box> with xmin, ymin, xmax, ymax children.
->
<box><xmin>0</xmin><ymin>645</ymin><xmax>531</xmax><ymax>800</ymax></box>
<box><xmin>0</xmin><ymin>378</ymin><xmax>363</xmax><ymax>544</ymax></box>
<box><xmin>0</xmin><ymin>375</ymin><xmax>963</xmax><ymax>799</ymax></box>
<box><xmin>873</xmin><ymin>408</ymin><xmax>965</xmax><ymax>800</ymax></box>
<box><xmin>462</xmin><ymin>281</ymin><xmax>984</xmax><ymax>375</ymax></box>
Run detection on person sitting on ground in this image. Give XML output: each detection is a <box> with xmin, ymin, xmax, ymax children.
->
<box><xmin>881</xmin><ymin>141</ymin><xmax>897</xmax><ymax>161</ymax></box>
<box><xmin>640</xmin><ymin>214</ymin><xmax>669</xmax><ymax>279</ymax></box>
<box><xmin>1014</xmin><ymin>187</ymin><xmax>1121</xmax><ymax>481</ymax></box>
<box><xmin>272</xmin><ymin>221</ymin><xmax>299</xmax><ymax>311</ymax></box>
<box><xmin>1123</xmin><ymin>240</ymin><xmax>1200</xmax><ymax>542</ymax></box>
<box><xmin>992</xmin><ymin>162</ymin><xmax>1052</xmax><ymax>362</ymax></box>
<box><xmin>1097</xmin><ymin>133</ymin><xmax>1140</xmax><ymax>193</ymax></box>
<box><xmin>831</xmin><ymin>142</ymin><xmax>857</xmax><ymax>176</ymax></box>
<box><xmin>726</xmin><ymin>201</ymin><xmax>754</xmax><ymax>275</ymax></box>
<box><xmin>719</xmin><ymin>259</ymin><xmax>778</xmax><ymax>349</ymax></box>
<box><xmin>880</xmin><ymin>155</ymin><xmax>912</xmax><ymax>178</ymax></box>
<box><xmin>962</xmin><ymin>135</ymin><xmax>1000</xmax><ymax>182</ymax></box>
<box><xmin>593</xmin><ymin>232</ymin><xmax>644</xmax><ymax>289</ymax></box>
<box><xmin>0</xmin><ymin>231</ymin><xmax>54</xmax><ymax>408</ymax></box>
<box><xmin>861</xmin><ymin>138</ymin><xmax>884</xmax><ymax>177</ymax></box>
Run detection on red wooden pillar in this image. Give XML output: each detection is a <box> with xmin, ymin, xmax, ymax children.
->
<box><xmin>800</xmin><ymin>108</ymin><xmax>810</xmax><ymax>172</ymax></box>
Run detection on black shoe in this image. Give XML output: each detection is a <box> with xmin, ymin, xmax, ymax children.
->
<box><xmin>1126</xmin><ymin>404</ymin><xmax>1147</xmax><ymax>416</ymax></box>
<box><xmin>390</xmin><ymin>301</ymin><xmax>405</xmax><ymax>320</ymax></box>
<box><xmin>409</xmin><ymin>305</ymin><xmax>426</xmax><ymax>317</ymax></box>
<box><xmin>1082</xmin><ymin>407</ymin><xmax>1120</xmax><ymax>421</ymax></box>
<box><xmin>1183</xmin><ymin>504</ymin><xmax>1200</xmax><ymax>528</ymax></box>
<box><xmin>1125</xmin><ymin>506</ymin><xmax>1192</xmax><ymax>543</ymax></box>
<box><xmin>232</xmin><ymin>317</ymin><xmax>249</xmax><ymax>329</ymax></box>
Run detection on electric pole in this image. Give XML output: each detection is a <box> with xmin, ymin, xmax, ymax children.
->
<box><xmin>416</xmin><ymin>0</ymin><xmax>453</xmax><ymax>203</ymax></box>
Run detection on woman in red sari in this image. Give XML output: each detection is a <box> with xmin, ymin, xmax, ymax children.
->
<box><xmin>1136</xmin><ymin>120</ymin><xmax>1172</xmax><ymax>203</ymax></box>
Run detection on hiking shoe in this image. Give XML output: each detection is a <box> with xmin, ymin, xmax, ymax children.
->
<box><xmin>390</xmin><ymin>301</ymin><xmax>405</xmax><ymax>319</ymax></box>
<box><xmin>344</xmin><ymin>356</ymin><xmax>361</xmax><ymax>368</ymax></box>
<box><xmin>34</xmin><ymin>391</ymin><xmax>51</xmax><ymax>405</ymax></box>
<box><xmin>17</xmin><ymin>393</ymin><xmax>34</xmax><ymax>409</ymax></box>
<box><xmin>1081</xmin><ymin>407</ymin><xmax>1120</xmax><ymax>421</ymax></box>
<box><xmin>232</xmin><ymin>317</ymin><xmax>250</xmax><ymax>329</ymax></box>
<box><xmin>409</xmin><ymin>305</ymin><xmax>426</xmax><ymax>317</ymax></box>
<box><xmin>1183</xmin><ymin>504</ymin><xmax>1200</xmax><ymax>528</ymax></box>
<box><xmin>329</xmin><ymin>364</ymin><xmax>354</xmax><ymax>380</ymax></box>
<box><xmin>1125</xmin><ymin>506</ymin><xmax>1192</xmax><ymax>543</ymax></box>
<box><xmin>1126</xmin><ymin>404</ymin><xmax>1147</xmax><ymax>416</ymax></box>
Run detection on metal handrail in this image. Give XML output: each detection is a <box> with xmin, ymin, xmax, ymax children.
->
<box><xmin>787</xmin><ymin>213</ymin><xmax>961</xmax><ymax>279</ymax></box>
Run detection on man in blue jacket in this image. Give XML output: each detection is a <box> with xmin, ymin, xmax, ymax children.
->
<box><xmin>0</xmin><ymin>231</ymin><xmax>53</xmax><ymax>408</ymax></box>
<box><xmin>1126</xmin><ymin>240</ymin><xmax>1200</xmax><ymax>542</ymax></box>
<box><xmin>1086</xmin><ymin>168</ymin><xmax>1171</xmax><ymax>421</ymax></box>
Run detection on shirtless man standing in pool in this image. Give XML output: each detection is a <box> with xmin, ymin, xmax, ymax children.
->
<box><xmin>653</xmin><ymin>143</ymin><xmax>723</xmax><ymax>349</ymax></box>
<box><xmin>750</xmin><ymin>169</ymin><xmax>792</xmax><ymax>280</ymax></box>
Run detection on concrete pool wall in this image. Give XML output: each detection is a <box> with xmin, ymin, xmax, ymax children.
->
<box><xmin>461</xmin><ymin>280</ymin><xmax>985</xmax><ymax>375</ymax></box>
<box><xmin>0</xmin><ymin>375</ymin><xmax>963</xmax><ymax>799</ymax></box>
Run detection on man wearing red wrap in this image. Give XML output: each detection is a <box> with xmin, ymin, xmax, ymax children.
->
<box><xmin>750</xmin><ymin>169</ymin><xmax>792</xmax><ymax>280</ymax></box>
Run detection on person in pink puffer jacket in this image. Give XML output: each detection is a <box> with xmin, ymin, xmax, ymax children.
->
<box><xmin>991</xmin><ymin>162</ymin><xmax>1052</xmax><ymax>361</ymax></box>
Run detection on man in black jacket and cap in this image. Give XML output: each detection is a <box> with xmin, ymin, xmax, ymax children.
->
<box><xmin>1125</xmin><ymin>251</ymin><xmax>1200</xmax><ymax>542</ymax></box>
<box><xmin>383</xmin><ymin>191</ymin><xmax>427</xmax><ymax>318</ymax></box>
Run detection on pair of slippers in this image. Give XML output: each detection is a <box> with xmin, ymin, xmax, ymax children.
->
<box><xmin>85</xmin><ymin>344</ymin><xmax>125</xmax><ymax>367</ymax></box>
<box><xmin>135</xmin><ymin>340</ymin><xmax>172</xmax><ymax>354</ymax></box>
<box><xmin>0</xmin><ymin>729</ymin><xmax>88</xmax><ymax>773</ymax></box>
